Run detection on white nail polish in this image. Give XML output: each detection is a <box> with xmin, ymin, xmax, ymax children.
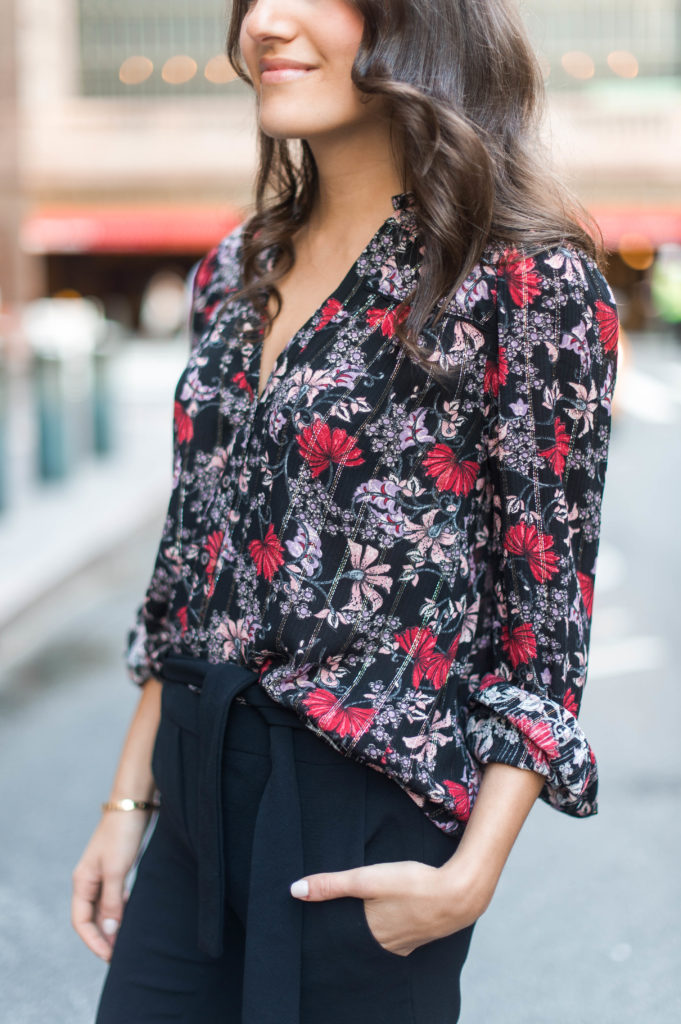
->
<box><xmin>290</xmin><ymin>879</ymin><xmax>309</xmax><ymax>899</ymax></box>
<box><xmin>102</xmin><ymin>918</ymin><xmax>119</xmax><ymax>935</ymax></box>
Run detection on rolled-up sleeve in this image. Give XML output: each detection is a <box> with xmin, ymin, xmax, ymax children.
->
<box><xmin>465</xmin><ymin>245</ymin><xmax>619</xmax><ymax>816</ymax></box>
<box><xmin>123</xmin><ymin>245</ymin><xmax>224</xmax><ymax>685</ymax></box>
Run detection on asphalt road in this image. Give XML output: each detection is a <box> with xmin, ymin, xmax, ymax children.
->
<box><xmin>1</xmin><ymin>333</ymin><xmax>680</xmax><ymax>1024</ymax></box>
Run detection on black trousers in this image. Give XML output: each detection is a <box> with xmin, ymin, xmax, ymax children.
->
<box><xmin>95</xmin><ymin>659</ymin><xmax>475</xmax><ymax>1024</ymax></box>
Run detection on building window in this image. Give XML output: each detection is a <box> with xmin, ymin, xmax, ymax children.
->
<box><xmin>525</xmin><ymin>0</ymin><xmax>681</xmax><ymax>87</ymax></box>
<box><xmin>78</xmin><ymin>0</ymin><xmax>247</xmax><ymax>97</ymax></box>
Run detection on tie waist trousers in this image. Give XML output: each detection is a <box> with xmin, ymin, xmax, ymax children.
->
<box><xmin>95</xmin><ymin>655</ymin><xmax>476</xmax><ymax>1024</ymax></box>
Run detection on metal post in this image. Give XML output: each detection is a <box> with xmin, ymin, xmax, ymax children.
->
<box><xmin>33</xmin><ymin>349</ymin><xmax>69</xmax><ymax>481</ymax></box>
<box><xmin>92</xmin><ymin>338</ymin><xmax>116</xmax><ymax>456</ymax></box>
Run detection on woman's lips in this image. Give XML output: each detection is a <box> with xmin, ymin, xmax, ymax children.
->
<box><xmin>260</xmin><ymin>66</ymin><xmax>315</xmax><ymax>84</ymax></box>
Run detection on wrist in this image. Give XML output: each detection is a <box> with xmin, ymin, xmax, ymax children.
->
<box><xmin>437</xmin><ymin>848</ymin><xmax>499</xmax><ymax>918</ymax></box>
<box><xmin>101</xmin><ymin>797</ymin><xmax>160</xmax><ymax>814</ymax></box>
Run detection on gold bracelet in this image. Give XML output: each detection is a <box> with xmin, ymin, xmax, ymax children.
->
<box><xmin>101</xmin><ymin>798</ymin><xmax>160</xmax><ymax>813</ymax></box>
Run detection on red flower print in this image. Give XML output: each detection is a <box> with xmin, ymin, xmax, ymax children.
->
<box><xmin>577</xmin><ymin>571</ymin><xmax>594</xmax><ymax>617</ymax></box>
<box><xmin>501</xmin><ymin>622</ymin><xmax>537</xmax><ymax>668</ymax></box>
<box><xmin>539</xmin><ymin>418</ymin><xmax>571</xmax><ymax>478</ymax></box>
<box><xmin>395</xmin><ymin>626</ymin><xmax>439</xmax><ymax>689</ymax></box>
<box><xmin>302</xmin><ymin>688</ymin><xmax>376</xmax><ymax>739</ymax></box>
<box><xmin>201</xmin><ymin>300</ymin><xmax>221</xmax><ymax>323</ymax></box>
<box><xmin>258</xmin><ymin>655</ymin><xmax>276</xmax><ymax>679</ymax></box>
<box><xmin>508</xmin><ymin>713</ymin><xmax>560</xmax><ymax>763</ymax></box>
<box><xmin>595</xmin><ymin>300</ymin><xmax>619</xmax><ymax>355</ymax></box>
<box><xmin>205</xmin><ymin>530</ymin><xmax>224</xmax><ymax>598</ymax></box>
<box><xmin>479</xmin><ymin>672</ymin><xmax>507</xmax><ymax>690</ymax></box>
<box><xmin>174</xmin><ymin>401</ymin><xmax>194</xmax><ymax>445</ymax></box>
<box><xmin>248</xmin><ymin>522</ymin><xmax>285</xmax><ymax>582</ymax></box>
<box><xmin>296</xmin><ymin>419</ymin><xmax>364</xmax><ymax>478</ymax></box>
<box><xmin>497</xmin><ymin>249</ymin><xmax>543</xmax><ymax>306</ymax></box>
<box><xmin>317</xmin><ymin>298</ymin><xmax>343</xmax><ymax>330</ymax></box>
<box><xmin>395</xmin><ymin>627</ymin><xmax>460</xmax><ymax>689</ymax></box>
<box><xmin>483</xmin><ymin>346</ymin><xmax>509</xmax><ymax>397</ymax></box>
<box><xmin>563</xmin><ymin>687</ymin><xmax>578</xmax><ymax>716</ymax></box>
<box><xmin>443</xmin><ymin>780</ymin><xmax>471</xmax><ymax>821</ymax></box>
<box><xmin>366</xmin><ymin>304</ymin><xmax>410</xmax><ymax>337</ymax></box>
<box><xmin>423</xmin><ymin>444</ymin><xmax>479</xmax><ymax>495</ymax></box>
<box><xmin>177</xmin><ymin>606</ymin><xmax>188</xmax><ymax>633</ymax></box>
<box><xmin>504</xmin><ymin>523</ymin><xmax>559</xmax><ymax>582</ymax></box>
<box><xmin>195</xmin><ymin>246</ymin><xmax>219</xmax><ymax>290</ymax></box>
<box><xmin>425</xmin><ymin>632</ymin><xmax>461</xmax><ymax>689</ymax></box>
<box><xmin>232</xmin><ymin>370</ymin><xmax>254</xmax><ymax>402</ymax></box>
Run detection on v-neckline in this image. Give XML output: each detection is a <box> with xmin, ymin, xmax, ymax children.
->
<box><xmin>250</xmin><ymin>192</ymin><xmax>415</xmax><ymax>406</ymax></box>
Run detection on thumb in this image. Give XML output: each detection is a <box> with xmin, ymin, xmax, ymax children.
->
<box><xmin>98</xmin><ymin>868</ymin><xmax>126</xmax><ymax>945</ymax></box>
<box><xmin>290</xmin><ymin>866</ymin><xmax>369</xmax><ymax>902</ymax></box>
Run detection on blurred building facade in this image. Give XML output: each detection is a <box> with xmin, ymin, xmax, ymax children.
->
<box><xmin>2</xmin><ymin>0</ymin><xmax>681</xmax><ymax>326</ymax></box>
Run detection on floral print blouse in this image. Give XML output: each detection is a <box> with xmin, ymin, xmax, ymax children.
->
<box><xmin>125</xmin><ymin>192</ymin><xmax>619</xmax><ymax>837</ymax></box>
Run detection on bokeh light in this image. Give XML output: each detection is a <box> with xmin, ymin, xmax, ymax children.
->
<box><xmin>204</xmin><ymin>54</ymin><xmax>237</xmax><ymax>84</ymax></box>
<box><xmin>118</xmin><ymin>56</ymin><xmax>154</xmax><ymax>86</ymax></box>
<box><xmin>607</xmin><ymin>50</ymin><xmax>640</xmax><ymax>79</ymax></box>
<box><xmin>161</xmin><ymin>55</ymin><xmax>198</xmax><ymax>85</ymax></box>
<box><xmin>619</xmin><ymin>233</ymin><xmax>656</xmax><ymax>271</ymax></box>
<box><xmin>561</xmin><ymin>50</ymin><xmax>596</xmax><ymax>80</ymax></box>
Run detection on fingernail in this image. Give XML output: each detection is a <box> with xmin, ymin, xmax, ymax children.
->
<box><xmin>290</xmin><ymin>879</ymin><xmax>309</xmax><ymax>899</ymax></box>
<box><xmin>102</xmin><ymin>918</ymin><xmax>119</xmax><ymax>936</ymax></box>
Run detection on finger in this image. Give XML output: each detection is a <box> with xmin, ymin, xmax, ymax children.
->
<box><xmin>290</xmin><ymin>867</ymin><xmax>372</xmax><ymax>902</ymax></box>
<box><xmin>71</xmin><ymin>873</ymin><xmax>112</xmax><ymax>961</ymax></box>
<box><xmin>97</xmin><ymin>869</ymin><xmax>127</xmax><ymax>947</ymax></box>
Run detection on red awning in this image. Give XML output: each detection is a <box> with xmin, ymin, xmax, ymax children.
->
<box><xmin>20</xmin><ymin>202</ymin><xmax>681</xmax><ymax>256</ymax></box>
<box><xmin>20</xmin><ymin>204</ymin><xmax>244</xmax><ymax>255</ymax></box>
<box><xmin>589</xmin><ymin>206</ymin><xmax>681</xmax><ymax>250</ymax></box>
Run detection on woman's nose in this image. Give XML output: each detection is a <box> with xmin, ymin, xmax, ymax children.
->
<box><xmin>244</xmin><ymin>0</ymin><xmax>298</xmax><ymax>43</ymax></box>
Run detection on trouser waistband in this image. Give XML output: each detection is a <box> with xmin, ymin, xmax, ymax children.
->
<box><xmin>156</xmin><ymin>653</ymin><xmax>354</xmax><ymax>1024</ymax></box>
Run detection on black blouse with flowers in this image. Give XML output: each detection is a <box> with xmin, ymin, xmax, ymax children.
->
<box><xmin>125</xmin><ymin>192</ymin><xmax>619</xmax><ymax>836</ymax></box>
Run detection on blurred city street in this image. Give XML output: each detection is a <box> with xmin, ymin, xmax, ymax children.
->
<box><xmin>1</xmin><ymin>0</ymin><xmax>681</xmax><ymax>1022</ymax></box>
<box><xmin>0</xmin><ymin>330</ymin><xmax>680</xmax><ymax>1023</ymax></box>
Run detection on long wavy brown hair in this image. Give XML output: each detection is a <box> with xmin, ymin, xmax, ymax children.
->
<box><xmin>225</xmin><ymin>0</ymin><xmax>603</xmax><ymax>383</ymax></box>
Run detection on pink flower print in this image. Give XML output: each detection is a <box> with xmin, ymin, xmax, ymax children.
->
<box><xmin>403</xmin><ymin>509</ymin><xmax>458</xmax><ymax>566</ymax></box>
<box><xmin>341</xmin><ymin>541</ymin><xmax>393</xmax><ymax>613</ymax></box>
<box><xmin>399</xmin><ymin>408</ymin><xmax>434</xmax><ymax>450</ymax></box>
<box><xmin>567</xmin><ymin>380</ymin><xmax>599</xmax><ymax>437</ymax></box>
<box><xmin>216</xmin><ymin>616</ymin><xmax>253</xmax><ymax>660</ymax></box>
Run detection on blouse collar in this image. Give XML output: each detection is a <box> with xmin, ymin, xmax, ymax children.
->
<box><xmin>391</xmin><ymin>190</ymin><xmax>416</xmax><ymax>214</ymax></box>
<box><xmin>259</xmin><ymin>191</ymin><xmax>422</xmax><ymax>304</ymax></box>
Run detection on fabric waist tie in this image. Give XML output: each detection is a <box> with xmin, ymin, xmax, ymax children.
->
<box><xmin>157</xmin><ymin>653</ymin><xmax>309</xmax><ymax>1024</ymax></box>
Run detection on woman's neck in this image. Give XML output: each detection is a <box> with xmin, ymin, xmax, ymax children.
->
<box><xmin>303</xmin><ymin>123</ymin><xmax>407</xmax><ymax>256</ymax></box>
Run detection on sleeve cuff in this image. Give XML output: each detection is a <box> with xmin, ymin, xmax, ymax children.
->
<box><xmin>124</xmin><ymin>613</ymin><xmax>168</xmax><ymax>687</ymax></box>
<box><xmin>465</xmin><ymin>680</ymin><xmax>598</xmax><ymax>817</ymax></box>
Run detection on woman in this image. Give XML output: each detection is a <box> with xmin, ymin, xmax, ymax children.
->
<box><xmin>72</xmin><ymin>1</ymin><xmax>619</xmax><ymax>1021</ymax></box>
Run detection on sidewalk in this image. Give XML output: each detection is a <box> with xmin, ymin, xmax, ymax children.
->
<box><xmin>0</xmin><ymin>336</ymin><xmax>188</xmax><ymax>655</ymax></box>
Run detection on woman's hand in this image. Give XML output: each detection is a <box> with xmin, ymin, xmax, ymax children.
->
<box><xmin>71</xmin><ymin>811</ymin><xmax>151</xmax><ymax>961</ymax></box>
<box><xmin>291</xmin><ymin>763</ymin><xmax>548</xmax><ymax>956</ymax></box>
<box><xmin>290</xmin><ymin>854</ymin><xmax>490</xmax><ymax>957</ymax></box>
<box><xmin>72</xmin><ymin>676</ymin><xmax>162</xmax><ymax>960</ymax></box>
